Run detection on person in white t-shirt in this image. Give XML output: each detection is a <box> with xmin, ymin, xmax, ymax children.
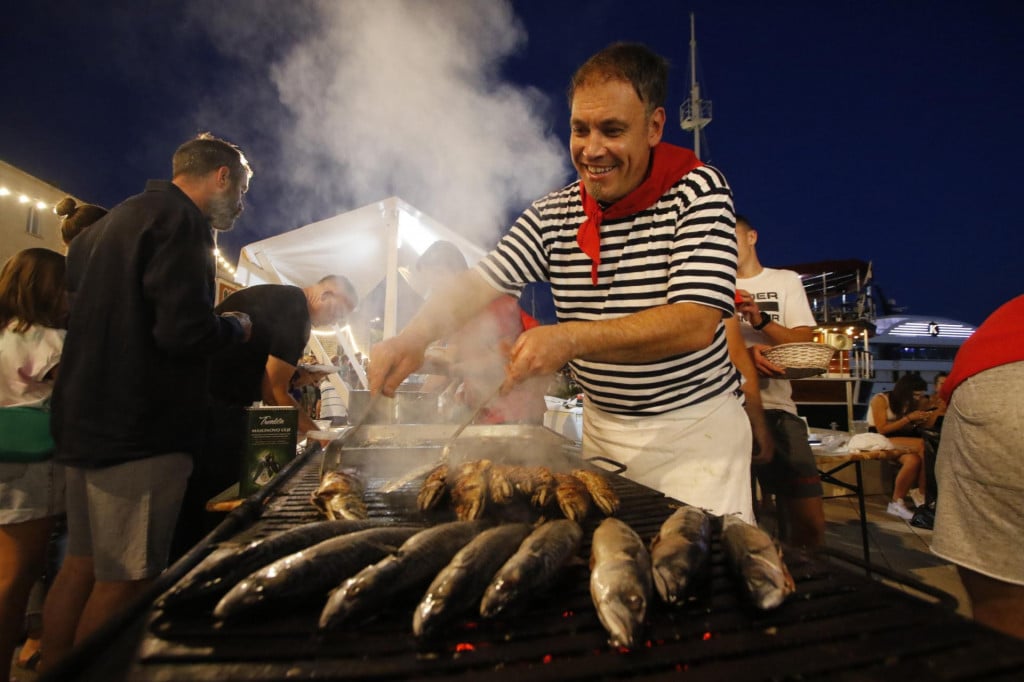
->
<box><xmin>734</xmin><ymin>215</ymin><xmax>825</xmax><ymax>546</ymax></box>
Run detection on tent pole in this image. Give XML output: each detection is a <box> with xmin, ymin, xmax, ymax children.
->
<box><xmin>383</xmin><ymin>202</ymin><xmax>400</xmax><ymax>340</ymax></box>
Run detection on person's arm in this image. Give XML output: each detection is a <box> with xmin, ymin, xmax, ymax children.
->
<box><xmin>870</xmin><ymin>394</ymin><xmax>930</xmax><ymax>435</ymax></box>
<box><xmin>725</xmin><ymin>317</ymin><xmax>773</xmax><ymax>464</ymax></box>
<box><xmin>144</xmin><ymin>204</ymin><xmax>248</xmax><ymax>355</ymax></box>
<box><xmin>736</xmin><ymin>288</ymin><xmax>814</xmax><ymax>376</ymax></box>
<box><xmin>506</xmin><ymin>302</ymin><xmax>723</xmax><ymax>382</ymax></box>
<box><xmin>370</xmin><ymin>270</ymin><xmax>503</xmax><ymax>397</ymax></box>
<box><xmin>262</xmin><ymin>355</ymin><xmax>319</xmax><ymax>435</ymax></box>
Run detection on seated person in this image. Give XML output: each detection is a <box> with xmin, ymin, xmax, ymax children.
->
<box><xmin>867</xmin><ymin>374</ymin><xmax>931</xmax><ymax>519</ymax></box>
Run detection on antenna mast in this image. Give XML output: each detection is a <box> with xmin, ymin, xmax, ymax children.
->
<box><xmin>679</xmin><ymin>12</ymin><xmax>712</xmax><ymax>159</ymax></box>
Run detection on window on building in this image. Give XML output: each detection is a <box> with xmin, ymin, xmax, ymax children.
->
<box><xmin>26</xmin><ymin>206</ymin><xmax>41</xmax><ymax>237</ymax></box>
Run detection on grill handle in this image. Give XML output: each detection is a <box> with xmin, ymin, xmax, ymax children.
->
<box><xmin>585</xmin><ymin>455</ymin><xmax>627</xmax><ymax>474</ymax></box>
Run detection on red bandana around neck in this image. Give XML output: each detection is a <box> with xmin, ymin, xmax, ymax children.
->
<box><xmin>577</xmin><ymin>142</ymin><xmax>702</xmax><ymax>284</ymax></box>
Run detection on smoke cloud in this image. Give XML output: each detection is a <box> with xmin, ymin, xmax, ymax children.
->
<box><xmin>186</xmin><ymin>0</ymin><xmax>571</xmax><ymax>248</ymax></box>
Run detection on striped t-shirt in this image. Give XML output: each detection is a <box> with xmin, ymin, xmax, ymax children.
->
<box><xmin>476</xmin><ymin>165</ymin><xmax>740</xmax><ymax>416</ymax></box>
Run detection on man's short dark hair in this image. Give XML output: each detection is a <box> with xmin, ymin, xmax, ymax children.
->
<box><xmin>416</xmin><ymin>240</ymin><xmax>468</xmax><ymax>274</ymax></box>
<box><xmin>318</xmin><ymin>274</ymin><xmax>358</xmax><ymax>309</ymax></box>
<box><xmin>172</xmin><ymin>132</ymin><xmax>252</xmax><ymax>185</ymax></box>
<box><xmin>568</xmin><ymin>42</ymin><xmax>669</xmax><ymax>116</ymax></box>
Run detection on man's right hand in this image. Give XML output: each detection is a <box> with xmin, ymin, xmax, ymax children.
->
<box><xmin>369</xmin><ymin>333</ymin><xmax>429</xmax><ymax>397</ymax></box>
<box><xmin>222</xmin><ymin>311</ymin><xmax>252</xmax><ymax>342</ymax></box>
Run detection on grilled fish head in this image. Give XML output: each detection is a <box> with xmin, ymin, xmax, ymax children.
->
<box><xmin>590</xmin><ymin>558</ymin><xmax>649</xmax><ymax>648</ymax></box>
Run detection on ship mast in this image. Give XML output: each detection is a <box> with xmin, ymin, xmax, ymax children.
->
<box><xmin>679</xmin><ymin>12</ymin><xmax>712</xmax><ymax>159</ymax></box>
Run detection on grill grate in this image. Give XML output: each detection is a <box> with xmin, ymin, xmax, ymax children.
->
<box><xmin>64</xmin><ymin>451</ymin><xmax>1024</xmax><ymax>681</ymax></box>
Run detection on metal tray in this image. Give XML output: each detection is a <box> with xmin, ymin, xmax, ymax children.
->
<box><xmin>321</xmin><ymin>423</ymin><xmax>584</xmax><ymax>480</ymax></box>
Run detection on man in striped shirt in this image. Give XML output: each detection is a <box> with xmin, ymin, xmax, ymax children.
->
<box><xmin>370</xmin><ymin>43</ymin><xmax>752</xmax><ymax>521</ymax></box>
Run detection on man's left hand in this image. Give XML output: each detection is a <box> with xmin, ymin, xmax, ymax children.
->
<box><xmin>750</xmin><ymin>344</ymin><xmax>786</xmax><ymax>377</ymax></box>
<box><xmin>506</xmin><ymin>324</ymin><xmax>576</xmax><ymax>389</ymax></box>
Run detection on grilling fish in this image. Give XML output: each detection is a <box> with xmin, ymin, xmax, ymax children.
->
<box><xmin>450</xmin><ymin>459</ymin><xmax>491</xmax><ymax>520</ymax></box>
<box><xmin>413</xmin><ymin>522</ymin><xmax>532</xmax><ymax>638</ymax></box>
<box><xmin>311</xmin><ymin>469</ymin><xmax>367</xmax><ymax>520</ymax></box>
<box><xmin>553</xmin><ymin>472</ymin><xmax>592</xmax><ymax>521</ymax></box>
<box><xmin>649</xmin><ymin>505</ymin><xmax>712</xmax><ymax>604</ymax></box>
<box><xmin>720</xmin><ymin>514</ymin><xmax>796</xmax><ymax>610</ymax></box>
<box><xmin>480</xmin><ymin>519</ymin><xmax>583</xmax><ymax>618</ymax></box>
<box><xmin>157</xmin><ymin>519</ymin><xmax>383</xmax><ymax>610</ymax></box>
<box><xmin>213</xmin><ymin>525</ymin><xmax>420</xmax><ymax>621</ymax></box>
<box><xmin>504</xmin><ymin>465</ymin><xmax>540</xmax><ymax>497</ymax></box>
<box><xmin>488</xmin><ymin>463</ymin><xmax>516</xmax><ymax>504</ymax></box>
<box><xmin>417</xmin><ymin>463</ymin><xmax>449</xmax><ymax>511</ymax></box>
<box><xmin>530</xmin><ymin>466</ymin><xmax>556</xmax><ymax>507</ymax></box>
<box><xmin>589</xmin><ymin>517</ymin><xmax>652</xmax><ymax>649</ymax></box>
<box><xmin>571</xmin><ymin>469</ymin><xmax>620</xmax><ymax>516</ymax></box>
<box><xmin>318</xmin><ymin>520</ymin><xmax>488</xmax><ymax>631</ymax></box>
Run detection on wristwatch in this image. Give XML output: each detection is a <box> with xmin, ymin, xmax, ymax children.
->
<box><xmin>752</xmin><ymin>313</ymin><xmax>771</xmax><ymax>330</ymax></box>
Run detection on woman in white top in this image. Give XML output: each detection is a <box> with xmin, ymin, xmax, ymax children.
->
<box><xmin>0</xmin><ymin>248</ymin><xmax>70</xmax><ymax>681</ymax></box>
<box><xmin>867</xmin><ymin>374</ymin><xmax>931</xmax><ymax>520</ymax></box>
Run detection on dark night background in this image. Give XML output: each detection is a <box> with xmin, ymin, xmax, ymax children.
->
<box><xmin>2</xmin><ymin>0</ymin><xmax>1021</xmax><ymax>325</ymax></box>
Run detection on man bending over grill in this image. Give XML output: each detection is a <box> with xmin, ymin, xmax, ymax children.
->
<box><xmin>371</xmin><ymin>43</ymin><xmax>752</xmax><ymax>522</ymax></box>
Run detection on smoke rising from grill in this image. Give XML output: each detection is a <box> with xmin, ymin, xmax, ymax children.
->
<box><xmin>187</xmin><ymin>0</ymin><xmax>571</xmax><ymax>247</ymax></box>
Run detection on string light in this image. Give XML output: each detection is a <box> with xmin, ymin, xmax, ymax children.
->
<box><xmin>0</xmin><ymin>184</ymin><xmax>56</xmax><ymax>213</ymax></box>
<box><xmin>210</xmin><ymin>233</ymin><xmax>237</xmax><ymax>276</ymax></box>
<box><xmin>3</xmin><ymin>179</ymin><xmax>242</xmax><ymax>274</ymax></box>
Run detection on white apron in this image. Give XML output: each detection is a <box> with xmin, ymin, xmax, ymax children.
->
<box><xmin>582</xmin><ymin>392</ymin><xmax>754</xmax><ymax>523</ymax></box>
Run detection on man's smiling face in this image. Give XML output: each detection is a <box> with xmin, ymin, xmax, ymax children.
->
<box><xmin>570</xmin><ymin>77</ymin><xmax>665</xmax><ymax>204</ymax></box>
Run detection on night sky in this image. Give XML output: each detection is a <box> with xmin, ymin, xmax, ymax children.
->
<box><xmin>2</xmin><ymin>0</ymin><xmax>1021</xmax><ymax>325</ymax></box>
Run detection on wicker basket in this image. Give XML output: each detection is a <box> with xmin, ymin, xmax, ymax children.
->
<box><xmin>762</xmin><ymin>342</ymin><xmax>837</xmax><ymax>379</ymax></box>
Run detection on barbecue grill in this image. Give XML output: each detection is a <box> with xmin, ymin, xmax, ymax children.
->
<box><xmin>45</xmin><ymin>425</ymin><xmax>1024</xmax><ymax>681</ymax></box>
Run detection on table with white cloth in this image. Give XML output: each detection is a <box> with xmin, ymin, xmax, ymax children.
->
<box><xmin>811</xmin><ymin>434</ymin><xmax>913</xmax><ymax>571</ymax></box>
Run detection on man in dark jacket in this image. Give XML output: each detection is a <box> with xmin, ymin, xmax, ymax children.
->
<box><xmin>40</xmin><ymin>133</ymin><xmax>253</xmax><ymax>671</ymax></box>
<box><xmin>171</xmin><ymin>275</ymin><xmax>356</xmax><ymax>556</ymax></box>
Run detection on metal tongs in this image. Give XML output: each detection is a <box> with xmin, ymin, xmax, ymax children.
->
<box><xmin>381</xmin><ymin>381</ymin><xmax>503</xmax><ymax>493</ymax></box>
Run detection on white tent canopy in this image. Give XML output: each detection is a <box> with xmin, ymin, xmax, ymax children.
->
<box><xmin>235</xmin><ymin>196</ymin><xmax>488</xmax><ymax>401</ymax></box>
<box><xmin>237</xmin><ymin>197</ymin><xmax>485</xmax><ymax>306</ymax></box>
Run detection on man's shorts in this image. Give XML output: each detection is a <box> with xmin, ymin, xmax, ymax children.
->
<box><xmin>932</xmin><ymin>362</ymin><xmax>1024</xmax><ymax>585</ymax></box>
<box><xmin>0</xmin><ymin>460</ymin><xmax>65</xmax><ymax>524</ymax></box>
<box><xmin>755</xmin><ymin>410</ymin><xmax>823</xmax><ymax>499</ymax></box>
<box><xmin>65</xmin><ymin>453</ymin><xmax>192</xmax><ymax>581</ymax></box>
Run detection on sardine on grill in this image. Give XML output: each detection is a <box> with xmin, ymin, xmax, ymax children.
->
<box><xmin>649</xmin><ymin>504</ymin><xmax>712</xmax><ymax>605</ymax></box>
<box><xmin>212</xmin><ymin>525</ymin><xmax>421</xmax><ymax>621</ymax></box>
<box><xmin>416</xmin><ymin>463</ymin><xmax>449</xmax><ymax>512</ymax></box>
<box><xmin>413</xmin><ymin>522</ymin><xmax>532</xmax><ymax>638</ymax></box>
<box><xmin>720</xmin><ymin>514</ymin><xmax>796</xmax><ymax>610</ymax></box>
<box><xmin>487</xmin><ymin>463</ymin><xmax>516</xmax><ymax>505</ymax></box>
<box><xmin>529</xmin><ymin>466</ymin><xmax>556</xmax><ymax>508</ymax></box>
<box><xmin>449</xmin><ymin>459</ymin><xmax>492</xmax><ymax>520</ymax></box>
<box><xmin>311</xmin><ymin>469</ymin><xmax>367</xmax><ymax>520</ymax></box>
<box><xmin>553</xmin><ymin>472</ymin><xmax>592</xmax><ymax>522</ymax></box>
<box><xmin>157</xmin><ymin>519</ymin><xmax>382</xmax><ymax>610</ymax></box>
<box><xmin>589</xmin><ymin>517</ymin><xmax>652</xmax><ymax>649</ymax></box>
<box><xmin>480</xmin><ymin>519</ymin><xmax>583</xmax><ymax>618</ymax></box>
<box><xmin>571</xmin><ymin>469</ymin><xmax>619</xmax><ymax>516</ymax></box>
<box><xmin>318</xmin><ymin>520</ymin><xmax>488</xmax><ymax>631</ymax></box>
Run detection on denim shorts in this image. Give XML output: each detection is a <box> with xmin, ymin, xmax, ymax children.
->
<box><xmin>0</xmin><ymin>460</ymin><xmax>65</xmax><ymax>523</ymax></box>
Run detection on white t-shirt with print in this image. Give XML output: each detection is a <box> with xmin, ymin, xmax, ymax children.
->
<box><xmin>737</xmin><ymin>267</ymin><xmax>816</xmax><ymax>414</ymax></box>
